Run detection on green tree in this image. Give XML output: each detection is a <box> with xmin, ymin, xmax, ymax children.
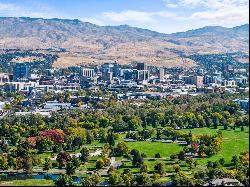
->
<box><xmin>23</xmin><ymin>158</ymin><xmax>33</xmax><ymax>173</ymax></box>
<box><xmin>66</xmin><ymin>162</ymin><xmax>76</xmax><ymax>175</ymax></box>
<box><xmin>109</xmin><ymin>170</ymin><xmax>122</xmax><ymax>186</ymax></box>
<box><xmin>171</xmin><ymin>171</ymin><xmax>196</xmax><ymax>186</ymax></box>
<box><xmin>86</xmin><ymin>130</ymin><xmax>94</xmax><ymax>144</ymax></box>
<box><xmin>71</xmin><ymin>156</ymin><xmax>80</xmax><ymax>168</ymax></box>
<box><xmin>96</xmin><ymin>159</ymin><xmax>105</xmax><ymax>170</ymax></box>
<box><xmin>80</xmin><ymin>147</ymin><xmax>90</xmax><ymax>163</ymax></box>
<box><xmin>231</xmin><ymin>155</ymin><xmax>239</xmax><ymax>166</ymax></box>
<box><xmin>55</xmin><ymin>175</ymin><xmax>74</xmax><ymax>186</ymax></box>
<box><xmin>173</xmin><ymin>164</ymin><xmax>181</xmax><ymax>172</ymax></box>
<box><xmin>0</xmin><ymin>155</ymin><xmax>9</xmax><ymax>170</ymax></box>
<box><xmin>43</xmin><ymin>158</ymin><xmax>52</xmax><ymax>171</ymax></box>
<box><xmin>140</xmin><ymin>163</ymin><xmax>148</xmax><ymax>173</ymax></box>
<box><xmin>36</xmin><ymin>138</ymin><xmax>52</xmax><ymax>153</ymax></box>
<box><xmin>131</xmin><ymin>149</ymin><xmax>143</xmax><ymax>167</ymax></box>
<box><xmin>135</xmin><ymin>172</ymin><xmax>150</xmax><ymax>186</ymax></box>
<box><xmin>122</xmin><ymin>171</ymin><xmax>134</xmax><ymax>186</ymax></box>
<box><xmin>185</xmin><ymin>157</ymin><xmax>194</xmax><ymax>169</ymax></box>
<box><xmin>219</xmin><ymin>158</ymin><xmax>225</xmax><ymax>166</ymax></box>
<box><xmin>115</xmin><ymin>142</ymin><xmax>129</xmax><ymax>156</ymax></box>
<box><xmin>107</xmin><ymin>133</ymin><xmax>115</xmax><ymax>147</ymax></box>
<box><xmin>152</xmin><ymin>172</ymin><xmax>164</xmax><ymax>186</ymax></box>
<box><xmin>154</xmin><ymin>162</ymin><xmax>165</xmax><ymax>176</ymax></box>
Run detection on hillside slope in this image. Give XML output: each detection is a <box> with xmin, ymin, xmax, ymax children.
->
<box><xmin>0</xmin><ymin>17</ymin><xmax>248</xmax><ymax>67</ymax></box>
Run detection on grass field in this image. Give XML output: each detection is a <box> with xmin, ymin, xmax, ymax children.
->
<box><xmin>182</xmin><ymin>126</ymin><xmax>249</xmax><ymax>165</ymax></box>
<box><xmin>0</xmin><ymin>179</ymin><xmax>54</xmax><ymax>186</ymax></box>
<box><xmin>125</xmin><ymin>126</ymin><xmax>249</xmax><ymax>167</ymax></box>
<box><xmin>1</xmin><ymin>127</ymin><xmax>248</xmax><ymax>186</ymax></box>
<box><xmin>126</xmin><ymin>142</ymin><xmax>183</xmax><ymax>158</ymax></box>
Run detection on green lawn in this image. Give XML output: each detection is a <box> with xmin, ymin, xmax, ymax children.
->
<box><xmin>181</xmin><ymin>126</ymin><xmax>249</xmax><ymax>165</ymax></box>
<box><xmin>0</xmin><ymin>179</ymin><xmax>54</xmax><ymax>186</ymax></box>
<box><xmin>126</xmin><ymin>141</ymin><xmax>183</xmax><ymax>159</ymax></box>
<box><xmin>124</xmin><ymin>127</ymin><xmax>249</xmax><ymax>168</ymax></box>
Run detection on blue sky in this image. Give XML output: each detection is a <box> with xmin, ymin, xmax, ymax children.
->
<box><xmin>0</xmin><ymin>0</ymin><xmax>249</xmax><ymax>33</ymax></box>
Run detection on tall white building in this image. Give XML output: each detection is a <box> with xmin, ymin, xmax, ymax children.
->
<box><xmin>82</xmin><ymin>68</ymin><xmax>95</xmax><ymax>78</ymax></box>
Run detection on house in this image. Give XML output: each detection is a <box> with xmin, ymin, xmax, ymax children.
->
<box><xmin>0</xmin><ymin>102</ymin><xmax>5</xmax><ymax>113</ymax></box>
<box><xmin>43</xmin><ymin>101</ymin><xmax>72</xmax><ymax>111</ymax></box>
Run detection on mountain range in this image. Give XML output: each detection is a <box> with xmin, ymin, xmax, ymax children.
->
<box><xmin>0</xmin><ymin>17</ymin><xmax>248</xmax><ymax>67</ymax></box>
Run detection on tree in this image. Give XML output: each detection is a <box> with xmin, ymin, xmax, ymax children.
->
<box><xmin>0</xmin><ymin>155</ymin><xmax>9</xmax><ymax>170</ymax></box>
<box><xmin>23</xmin><ymin>158</ymin><xmax>33</xmax><ymax>173</ymax></box>
<box><xmin>52</xmin><ymin>144</ymin><xmax>63</xmax><ymax>153</ymax></box>
<box><xmin>65</xmin><ymin>162</ymin><xmax>76</xmax><ymax>175</ymax></box>
<box><xmin>178</xmin><ymin>151</ymin><xmax>185</xmax><ymax>161</ymax></box>
<box><xmin>71</xmin><ymin>156</ymin><xmax>80</xmax><ymax>168</ymax></box>
<box><xmin>231</xmin><ymin>155</ymin><xmax>239</xmax><ymax>166</ymax></box>
<box><xmin>219</xmin><ymin>158</ymin><xmax>225</xmax><ymax>166</ymax></box>
<box><xmin>43</xmin><ymin>158</ymin><xmax>52</xmax><ymax>171</ymax></box>
<box><xmin>135</xmin><ymin>172</ymin><xmax>150</xmax><ymax>186</ymax></box>
<box><xmin>131</xmin><ymin>149</ymin><xmax>143</xmax><ymax>167</ymax></box>
<box><xmin>109</xmin><ymin>170</ymin><xmax>121</xmax><ymax>186</ymax></box>
<box><xmin>185</xmin><ymin>157</ymin><xmax>194</xmax><ymax>169</ymax></box>
<box><xmin>86</xmin><ymin>130</ymin><xmax>94</xmax><ymax>144</ymax></box>
<box><xmin>207</xmin><ymin>161</ymin><xmax>213</xmax><ymax>168</ymax></box>
<box><xmin>151</xmin><ymin>173</ymin><xmax>163</xmax><ymax>186</ymax></box>
<box><xmin>171</xmin><ymin>171</ymin><xmax>196</xmax><ymax>186</ymax></box>
<box><xmin>36</xmin><ymin>138</ymin><xmax>52</xmax><ymax>153</ymax></box>
<box><xmin>154</xmin><ymin>162</ymin><xmax>165</xmax><ymax>176</ymax></box>
<box><xmin>122</xmin><ymin>171</ymin><xmax>134</xmax><ymax>186</ymax></box>
<box><xmin>80</xmin><ymin>147</ymin><xmax>90</xmax><ymax>163</ymax></box>
<box><xmin>16</xmin><ymin>141</ymin><xmax>31</xmax><ymax>158</ymax></box>
<box><xmin>91</xmin><ymin>173</ymin><xmax>101</xmax><ymax>186</ymax></box>
<box><xmin>39</xmin><ymin>129</ymin><xmax>64</xmax><ymax>144</ymax></box>
<box><xmin>102</xmin><ymin>156</ymin><xmax>111</xmax><ymax>167</ymax></box>
<box><xmin>140</xmin><ymin>163</ymin><xmax>148</xmax><ymax>173</ymax></box>
<box><xmin>207</xmin><ymin>168</ymin><xmax>225</xmax><ymax>179</ymax></box>
<box><xmin>56</xmin><ymin>152</ymin><xmax>71</xmax><ymax>168</ymax></box>
<box><xmin>115</xmin><ymin>142</ymin><xmax>129</xmax><ymax>156</ymax></box>
<box><xmin>82</xmin><ymin>176</ymin><xmax>92</xmax><ymax>186</ymax></box>
<box><xmin>55</xmin><ymin>175</ymin><xmax>74</xmax><ymax>186</ymax></box>
<box><xmin>194</xmin><ymin>170</ymin><xmax>206</xmax><ymax>179</ymax></box>
<box><xmin>107</xmin><ymin>133</ymin><xmax>115</xmax><ymax>147</ymax></box>
<box><xmin>173</xmin><ymin>164</ymin><xmax>181</xmax><ymax>172</ymax></box>
<box><xmin>155</xmin><ymin>153</ymin><xmax>161</xmax><ymax>158</ymax></box>
<box><xmin>96</xmin><ymin>159</ymin><xmax>105</xmax><ymax>170</ymax></box>
<box><xmin>7</xmin><ymin>155</ymin><xmax>15</xmax><ymax>169</ymax></box>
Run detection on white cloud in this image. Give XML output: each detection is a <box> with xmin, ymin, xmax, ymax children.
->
<box><xmin>180</xmin><ymin>0</ymin><xmax>249</xmax><ymax>10</ymax></box>
<box><xmin>0</xmin><ymin>2</ymin><xmax>58</xmax><ymax>18</ymax></box>
<box><xmin>100</xmin><ymin>10</ymin><xmax>177</xmax><ymax>23</ymax></box>
<box><xmin>166</xmin><ymin>3</ymin><xmax>178</xmax><ymax>8</ymax></box>
<box><xmin>185</xmin><ymin>0</ymin><xmax>249</xmax><ymax>26</ymax></box>
<box><xmin>163</xmin><ymin>0</ymin><xmax>249</xmax><ymax>27</ymax></box>
<box><xmin>190</xmin><ymin>6</ymin><xmax>249</xmax><ymax>26</ymax></box>
<box><xmin>80</xmin><ymin>18</ymin><xmax>104</xmax><ymax>25</ymax></box>
<box><xmin>102</xmin><ymin>10</ymin><xmax>155</xmax><ymax>23</ymax></box>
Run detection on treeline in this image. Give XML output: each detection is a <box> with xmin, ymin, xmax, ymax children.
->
<box><xmin>0</xmin><ymin>50</ymin><xmax>58</xmax><ymax>74</ymax></box>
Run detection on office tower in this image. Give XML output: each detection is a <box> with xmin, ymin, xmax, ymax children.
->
<box><xmin>82</xmin><ymin>68</ymin><xmax>95</xmax><ymax>78</ymax></box>
<box><xmin>136</xmin><ymin>62</ymin><xmax>147</xmax><ymax>70</ymax></box>
<box><xmin>159</xmin><ymin>68</ymin><xmax>165</xmax><ymax>80</ymax></box>
<box><xmin>14</xmin><ymin>63</ymin><xmax>30</xmax><ymax>80</ymax></box>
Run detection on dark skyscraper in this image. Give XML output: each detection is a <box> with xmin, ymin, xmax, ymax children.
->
<box><xmin>136</xmin><ymin>62</ymin><xmax>147</xmax><ymax>70</ymax></box>
<box><xmin>14</xmin><ymin>63</ymin><xmax>30</xmax><ymax>81</ymax></box>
